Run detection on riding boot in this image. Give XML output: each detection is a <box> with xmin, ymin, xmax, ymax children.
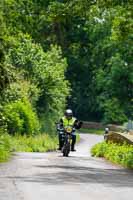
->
<box><xmin>71</xmin><ymin>146</ymin><xmax>76</xmax><ymax>151</ymax></box>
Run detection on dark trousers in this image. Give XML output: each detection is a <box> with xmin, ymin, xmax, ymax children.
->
<box><xmin>71</xmin><ymin>134</ymin><xmax>76</xmax><ymax>149</ymax></box>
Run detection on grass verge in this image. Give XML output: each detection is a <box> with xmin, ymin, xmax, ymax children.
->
<box><xmin>0</xmin><ymin>133</ymin><xmax>12</xmax><ymax>162</ymax></box>
<box><xmin>0</xmin><ymin>133</ymin><xmax>58</xmax><ymax>162</ymax></box>
<box><xmin>91</xmin><ymin>141</ymin><xmax>133</xmax><ymax>169</ymax></box>
<box><xmin>11</xmin><ymin>134</ymin><xmax>58</xmax><ymax>152</ymax></box>
<box><xmin>79</xmin><ymin>128</ymin><xmax>104</xmax><ymax>135</ymax></box>
<box><xmin>0</xmin><ymin>132</ymin><xmax>80</xmax><ymax>162</ymax></box>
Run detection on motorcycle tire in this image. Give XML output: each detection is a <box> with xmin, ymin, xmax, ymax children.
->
<box><xmin>63</xmin><ymin>143</ymin><xmax>70</xmax><ymax>157</ymax></box>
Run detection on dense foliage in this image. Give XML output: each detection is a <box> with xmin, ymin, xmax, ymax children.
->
<box><xmin>0</xmin><ymin>0</ymin><xmax>132</xmax><ymax>138</ymax></box>
<box><xmin>11</xmin><ymin>134</ymin><xmax>58</xmax><ymax>153</ymax></box>
<box><xmin>91</xmin><ymin>141</ymin><xmax>133</xmax><ymax>169</ymax></box>
<box><xmin>0</xmin><ymin>129</ymin><xmax>12</xmax><ymax>162</ymax></box>
<box><xmin>0</xmin><ymin>132</ymin><xmax>58</xmax><ymax>162</ymax></box>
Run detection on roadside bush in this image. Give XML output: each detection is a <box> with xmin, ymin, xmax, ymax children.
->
<box><xmin>0</xmin><ymin>130</ymin><xmax>58</xmax><ymax>162</ymax></box>
<box><xmin>6</xmin><ymin>35</ymin><xmax>70</xmax><ymax>133</ymax></box>
<box><xmin>12</xmin><ymin>134</ymin><xmax>58</xmax><ymax>152</ymax></box>
<box><xmin>91</xmin><ymin>141</ymin><xmax>133</xmax><ymax>169</ymax></box>
<box><xmin>2</xmin><ymin>80</ymin><xmax>40</xmax><ymax>107</ymax></box>
<box><xmin>0</xmin><ymin>130</ymin><xmax>11</xmax><ymax>162</ymax></box>
<box><xmin>2</xmin><ymin>99</ymin><xmax>40</xmax><ymax>135</ymax></box>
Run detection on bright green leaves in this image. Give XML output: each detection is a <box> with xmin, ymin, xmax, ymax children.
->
<box><xmin>0</xmin><ymin>0</ymin><xmax>70</xmax><ymax>135</ymax></box>
<box><xmin>5</xmin><ymin>34</ymin><xmax>70</xmax><ymax>133</ymax></box>
<box><xmin>111</xmin><ymin>6</ymin><xmax>133</xmax><ymax>41</ymax></box>
<box><xmin>91</xmin><ymin>141</ymin><xmax>133</xmax><ymax>168</ymax></box>
<box><xmin>2</xmin><ymin>99</ymin><xmax>40</xmax><ymax>135</ymax></box>
<box><xmin>3</xmin><ymin>0</ymin><xmax>35</xmax><ymax>34</ymax></box>
<box><xmin>0</xmin><ymin>0</ymin><xmax>132</xmax><ymax>131</ymax></box>
<box><xmin>7</xmin><ymin>34</ymin><xmax>70</xmax><ymax>111</ymax></box>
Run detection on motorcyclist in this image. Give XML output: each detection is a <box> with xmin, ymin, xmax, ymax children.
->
<box><xmin>57</xmin><ymin>109</ymin><xmax>83</xmax><ymax>151</ymax></box>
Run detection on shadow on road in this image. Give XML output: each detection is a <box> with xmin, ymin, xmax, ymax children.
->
<box><xmin>6</xmin><ymin>164</ymin><xmax>133</xmax><ymax>188</ymax></box>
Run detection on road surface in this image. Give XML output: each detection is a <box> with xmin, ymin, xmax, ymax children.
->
<box><xmin>0</xmin><ymin>134</ymin><xmax>133</xmax><ymax>200</ymax></box>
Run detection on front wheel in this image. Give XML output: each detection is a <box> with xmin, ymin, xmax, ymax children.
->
<box><xmin>62</xmin><ymin>142</ymin><xmax>70</xmax><ymax>157</ymax></box>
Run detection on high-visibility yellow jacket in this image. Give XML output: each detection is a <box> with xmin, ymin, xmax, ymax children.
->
<box><xmin>61</xmin><ymin>116</ymin><xmax>76</xmax><ymax>128</ymax></box>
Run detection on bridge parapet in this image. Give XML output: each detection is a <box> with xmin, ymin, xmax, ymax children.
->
<box><xmin>106</xmin><ymin>131</ymin><xmax>133</xmax><ymax>145</ymax></box>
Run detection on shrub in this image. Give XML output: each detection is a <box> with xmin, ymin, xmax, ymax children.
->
<box><xmin>2</xmin><ymin>80</ymin><xmax>40</xmax><ymax>107</ymax></box>
<box><xmin>2</xmin><ymin>99</ymin><xmax>40</xmax><ymax>135</ymax></box>
<box><xmin>6</xmin><ymin>35</ymin><xmax>70</xmax><ymax>133</ymax></box>
<box><xmin>0</xmin><ymin>130</ymin><xmax>11</xmax><ymax>162</ymax></box>
<box><xmin>12</xmin><ymin>134</ymin><xmax>58</xmax><ymax>152</ymax></box>
<box><xmin>91</xmin><ymin>141</ymin><xmax>133</xmax><ymax>169</ymax></box>
<box><xmin>0</xmin><ymin>131</ymin><xmax>57</xmax><ymax>162</ymax></box>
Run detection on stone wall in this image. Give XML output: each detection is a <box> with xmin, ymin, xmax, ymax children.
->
<box><xmin>106</xmin><ymin>132</ymin><xmax>133</xmax><ymax>145</ymax></box>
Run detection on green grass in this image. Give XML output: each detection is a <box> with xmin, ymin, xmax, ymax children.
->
<box><xmin>0</xmin><ymin>131</ymin><xmax>80</xmax><ymax>163</ymax></box>
<box><xmin>76</xmin><ymin>133</ymin><xmax>80</xmax><ymax>142</ymax></box>
<box><xmin>91</xmin><ymin>141</ymin><xmax>133</xmax><ymax>169</ymax></box>
<box><xmin>0</xmin><ymin>133</ymin><xmax>12</xmax><ymax>162</ymax></box>
<box><xmin>0</xmin><ymin>133</ymin><xmax>58</xmax><ymax>162</ymax></box>
<box><xmin>11</xmin><ymin>134</ymin><xmax>58</xmax><ymax>152</ymax></box>
<box><xmin>0</xmin><ymin>129</ymin><xmax>80</xmax><ymax>163</ymax></box>
<box><xmin>79</xmin><ymin>128</ymin><xmax>104</xmax><ymax>135</ymax></box>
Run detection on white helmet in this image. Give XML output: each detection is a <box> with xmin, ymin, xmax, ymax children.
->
<box><xmin>65</xmin><ymin>109</ymin><xmax>73</xmax><ymax>117</ymax></box>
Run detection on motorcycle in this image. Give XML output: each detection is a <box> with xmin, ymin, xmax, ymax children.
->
<box><xmin>56</xmin><ymin>123</ymin><xmax>75</xmax><ymax>157</ymax></box>
<box><xmin>62</xmin><ymin>126</ymin><xmax>75</xmax><ymax>157</ymax></box>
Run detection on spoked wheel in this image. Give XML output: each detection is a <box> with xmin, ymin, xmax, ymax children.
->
<box><xmin>62</xmin><ymin>143</ymin><xmax>70</xmax><ymax>157</ymax></box>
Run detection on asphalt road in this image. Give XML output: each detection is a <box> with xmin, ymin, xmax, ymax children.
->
<box><xmin>0</xmin><ymin>134</ymin><xmax>133</xmax><ymax>200</ymax></box>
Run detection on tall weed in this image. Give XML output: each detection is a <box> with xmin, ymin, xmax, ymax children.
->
<box><xmin>0</xmin><ymin>130</ymin><xmax>11</xmax><ymax>162</ymax></box>
<box><xmin>91</xmin><ymin>141</ymin><xmax>133</xmax><ymax>168</ymax></box>
<box><xmin>12</xmin><ymin>134</ymin><xmax>58</xmax><ymax>152</ymax></box>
